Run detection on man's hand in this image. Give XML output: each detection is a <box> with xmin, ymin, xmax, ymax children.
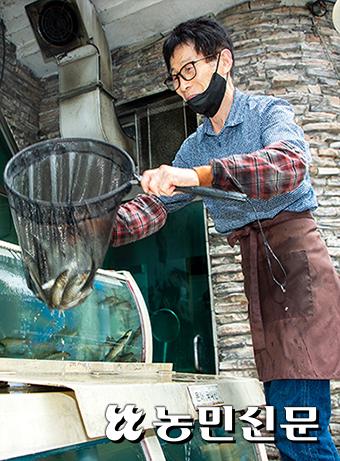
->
<box><xmin>140</xmin><ymin>165</ymin><xmax>199</xmax><ymax>196</ymax></box>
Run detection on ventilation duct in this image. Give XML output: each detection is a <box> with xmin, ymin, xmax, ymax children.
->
<box><xmin>334</xmin><ymin>0</ymin><xmax>340</xmax><ymax>32</ymax></box>
<box><xmin>25</xmin><ymin>0</ymin><xmax>89</xmax><ymax>60</ymax></box>
<box><xmin>26</xmin><ymin>0</ymin><xmax>132</xmax><ymax>151</ymax></box>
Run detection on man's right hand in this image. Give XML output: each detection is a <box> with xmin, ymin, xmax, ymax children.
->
<box><xmin>140</xmin><ymin>164</ymin><xmax>199</xmax><ymax>196</ymax></box>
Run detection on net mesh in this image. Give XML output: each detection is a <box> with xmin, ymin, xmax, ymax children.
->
<box><xmin>4</xmin><ymin>138</ymin><xmax>135</xmax><ymax>310</ymax></box>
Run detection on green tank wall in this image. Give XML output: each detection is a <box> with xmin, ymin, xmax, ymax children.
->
<box><xmin>0</xmin><ymin>133</ymin><xmax>17</xmax><ymax>244</ymax></box>
<box><xmin>103</xmin><ymin>201</ymin><xmax>216</xmax><ymax>374</ymax></box>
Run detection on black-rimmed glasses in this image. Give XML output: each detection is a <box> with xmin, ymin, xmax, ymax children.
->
<box><xmin>164</xmin><ymin>53</ymin><xmax>218</xmax><ymax>91</ymax></box>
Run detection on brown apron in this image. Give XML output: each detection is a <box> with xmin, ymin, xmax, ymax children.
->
<box><xmin>228</xmin><ymin>211</ymin><xmax>340</xmax><ymax>382</ymax></box>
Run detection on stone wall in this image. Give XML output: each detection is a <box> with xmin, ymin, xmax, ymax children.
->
<box><xmin>1</xmin><ymin>0</ymin><xmax>339</xmax><ymax>458</ymax></box>
<box><xmin>211</xmin><ymin>2</ymin><xmax>340</xmax><ymax>458</ymax></box>
<box><xmin>108</xmin><ymin>2</ymin><xmax>340</xmax><ymax>458</ymax></box>
<box><xmin>38</xmin><ymin>75</ymin><xmax>60</xmax><ymax>141</ymax></box>
<box><xmin>209</xmin><ymin>6</ymin><xmax>339</xmax><ymax>315</ymax></box>
<box><xmin>0</xmin><ymin>30</ymin><xmax>41</xmax><ymax>150</ymax></box>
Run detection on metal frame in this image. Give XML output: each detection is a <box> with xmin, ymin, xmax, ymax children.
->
<box><xmin>0</xmin><ymin>363</ymin><xmax>267</xmax><ymax>460</ymax></box>
<box><xmin>118</xmin><ymin>92</ymin><xmax>194</xmax><ymax>172</ymax></box>
<box><xmin>0</xmin><ymin>110</ymin><xmax>18</xmax><ymax>157</ymax></box>
<box><xmin>0</xmin><ymin>110</ymin><xmax>18</xmax><ymax>198</ymax></box>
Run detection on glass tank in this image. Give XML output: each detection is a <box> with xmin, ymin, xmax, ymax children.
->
<box><xmin>10</xmin><ymin>438</ymin><xmax>146</xmax><ymax>461</ymax></box>
<box><xmin>0</xmin><ymin>241</ymin><xmax>150</xmax><ymax>363</ymax></box>
<box><xmin>104</xmin><ymin>201</ymin><xmax>215</xmax><ymax>374</ymax></box>
<box><xmin>9</xmin><ymin>419</ymin><xmax>261</xmax><ymax>461</ymax></box>
<box><xmin>160</xmin><ymin>419</ymin><xmax>260</xmax><ymax>461</ymax></box>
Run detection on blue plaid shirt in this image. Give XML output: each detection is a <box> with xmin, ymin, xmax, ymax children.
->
<box><xmin>112</xmin><ymin>89</ymin><xmax>317</xmax><ymax>245</ymax></box>
<box><xmin>161</xmin><ymin>89</ymin><xmax>317</xmax><ymax>233</ymax></box>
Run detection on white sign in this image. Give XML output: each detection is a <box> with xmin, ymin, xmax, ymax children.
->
<box><xmin>187</xmin><ymin>384</ymin><xmax>223</xmax><ymax>409</ymax></box>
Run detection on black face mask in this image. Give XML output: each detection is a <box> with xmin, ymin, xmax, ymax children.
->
<box><xmin>186</xmin><ymin>54</ymin><xmax>226</xmax><ymax>118</ymax></box>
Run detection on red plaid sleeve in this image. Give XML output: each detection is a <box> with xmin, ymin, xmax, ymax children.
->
<box><xmin>111</xmin><ymin>194</ymin><xmax>167</xmax><ymax>247</ymax></box>
<box><xmin>211</xmin><ymin>141</ymin><xmax>308</xmax><ymax>199</ymax></box>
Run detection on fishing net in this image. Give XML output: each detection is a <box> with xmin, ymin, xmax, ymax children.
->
<box><xmin>4</xmin><ymin>138</ymin><xmax>135</xmax><ymax>310</ymax></box>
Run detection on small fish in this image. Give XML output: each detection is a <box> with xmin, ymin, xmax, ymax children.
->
<box><xmin>61</xmin><ymin>272</ymin><xmax>88</xmax><ymax>306</ymax></box>
<box><xmin>55</xmin><ymin>327</ymin><xmax>78</xmax><ymax>338</ymax></box>
<box><xmin>41</xmin><ymin>351</ymin><xmax>71</xmax><ymax>361</ymax></box>
<box><xmin>50</xmin><ymin>270</ymin><xmax>70</xmax><ymax>308</ymax></box>
<box><xmin>130</xmin><ymin>326</ymin><xmax>142</xmax><ymax>347</ymax></box>
<box><xmin>103</xmin><ymin>297</ymin><xmax>133</xmax><ymax>326</ymax></box>
<box><xmin>23</xmin><ymin>247</ymin><xmax>96</xmax><ymax>311</ymax></box>
<box><xmin>0</xmin><ymin>337</ymin><xmax>30</xmax><ymax>355</ymax></box>
<box><xmin>118</xmin><ymin>352</ymin><xmax>137</xmax><ymax>362</ymax></box>
<box><xmin>31</xmin><ymin>343</ymin><xmax>58</xmax><ymax>357</ymax></box>
<box><xmin>105</xmin><ymin>335</ymin><xmax>118</xmax><ymax>345</ymax></box>
<box><xmin>104</xmin><ymin>330</ymin><xmax>133</xmax><ymax>362</ymax></box>
<box><xmin>102</xmin><ymin>294</ymin><xmax>122</xmax><ymax>305</ymax></box>
<box><xmin>58</xmin><ymin>258</ymin><xmax>96</xmax><ymax>310</ymax></box>
<box><xmin>102</xmin><ymin>293</ymin><xmax>132</xmax><ymax>310</ymax></box>
<box><xmin>115</xmin><ymin>301</ymin><xmax>132</xmax><ymax>312</ymax></box>
<box><xmin>60</xmin><ymin>286</ymin><xmax>92</xmax><ymax>310</ymax></box>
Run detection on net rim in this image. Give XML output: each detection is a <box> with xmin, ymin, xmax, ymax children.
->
<box><xmin>3</xmin><ymin>137</ymin><xmax>136</xmax><ymax>209</ymax></box>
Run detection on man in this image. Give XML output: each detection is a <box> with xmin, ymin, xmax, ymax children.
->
<box><xmin>111</xmin><ymin>18</ymin><xmax>340</xmax><ymax>460</ymax></box>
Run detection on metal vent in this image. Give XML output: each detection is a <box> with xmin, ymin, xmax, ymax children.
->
<box><xmin>25</xmin><ymin>0</ymin><xmax>89</xmax><ymax>61</ymax></box>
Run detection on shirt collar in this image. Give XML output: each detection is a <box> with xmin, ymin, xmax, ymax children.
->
<box><xmin>200</xmin><ymin>88</ymin><xmax>248</xmax><ymax>138</ymax></box>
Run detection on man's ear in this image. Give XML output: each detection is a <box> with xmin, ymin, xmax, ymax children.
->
<box><xmin>220</xmin><ymin>48</ymin><xmax>233</xmax><ymax>77</ymax></box>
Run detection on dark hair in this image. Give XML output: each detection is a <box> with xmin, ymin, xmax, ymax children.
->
<box><xmin>163</xmin><ymin>18</ymin><xmax>235</xmax><ymax>75</ymax></box>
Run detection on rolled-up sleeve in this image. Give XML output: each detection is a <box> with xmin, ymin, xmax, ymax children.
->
<box><xmin>112</xmin><ymin>138</ymin><xmax>195</xmax><ymax>246</ymax></box>
<box><xmin>111</xmin><ymin>194</ymin><xmax>167</xmax><ymax>247</ymax></box>
<box><xmin>210</xmin><ymin>99</ymin><xmax>310</xmax><ymax>199</ymax></box>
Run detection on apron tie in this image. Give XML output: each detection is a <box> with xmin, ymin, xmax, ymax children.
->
<box><xmin>229</xmin><ymin>227</ymin><xmax>266</xmax><ymax>351</ymax></box>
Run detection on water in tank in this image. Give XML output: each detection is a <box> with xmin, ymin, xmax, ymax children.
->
<box><xmin>0</xmin><ymin>241</ymin><xmax>147</xmax><ymax>363</ymax></box>
<box><xmin>10</xmin><ymin>438</ymin><xmax>146</xmax><ymax>461</ymax></box>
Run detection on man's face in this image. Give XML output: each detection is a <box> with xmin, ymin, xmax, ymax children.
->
<box><xmin>169</xmin><ymin>42</ymin><xmax>218</xmax><ymax>102</ymax></box>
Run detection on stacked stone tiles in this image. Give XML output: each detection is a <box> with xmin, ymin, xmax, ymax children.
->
<box><xmin>0</xmin><ymin>34</ymin><xmax>41</xmax><ymax>150</ymax></box>
<box><xmin>38</xmin><ymin>75</ymin><xmax>60</xmax><ymax>141</ymax></box>
<box><xmin>213</xmin><ymin>2</ymin><xmax>340</xmax><ymax>457</ymax></box>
